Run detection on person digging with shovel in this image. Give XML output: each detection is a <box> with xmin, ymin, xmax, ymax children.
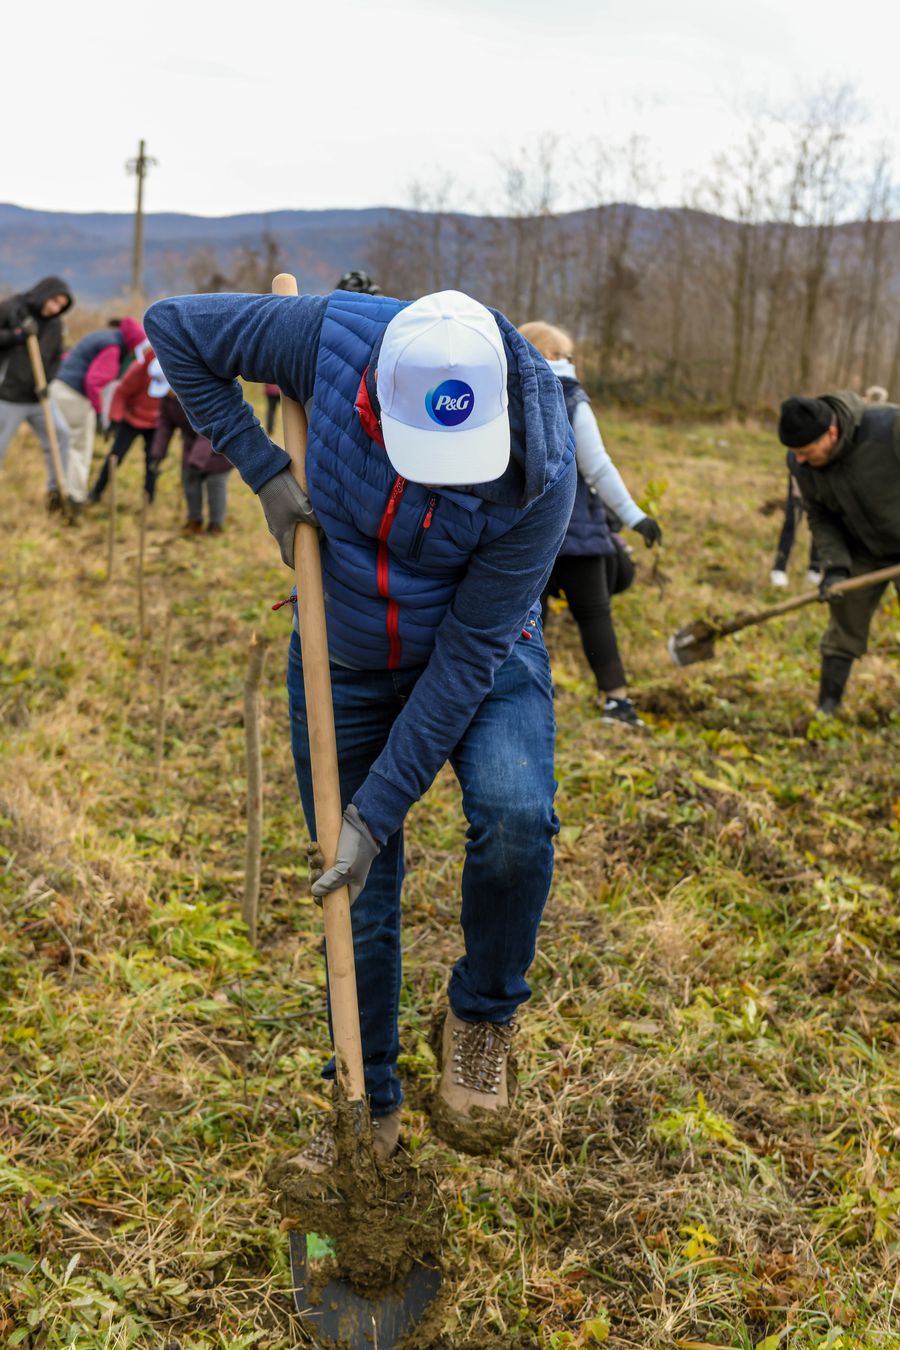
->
<box><xmin>0</xmin><ymin>276</ymin><xmax>73</xmax><ymax>509</ymax></box>
<box><xmin>145</xmin><ymin>285</ymin><xmax>576</xmax><ymax>1163</ymax></box>
<box><xmin>777</xmin><ymin>392</ymin><xmax>900</xmax><ymax>714</ymax></box>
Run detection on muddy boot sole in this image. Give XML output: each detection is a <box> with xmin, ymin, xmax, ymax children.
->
<box><xmin>428</xmin><ymin>1010</ymin><xmax>519</xmax><ymax>1155</ymax></box>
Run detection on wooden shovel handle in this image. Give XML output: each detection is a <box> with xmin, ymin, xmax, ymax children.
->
<box><xmin>25</xmin><ymin>334</ymin><xmax>69</xmax><ymax>510</ymax></box>
<box><xmin>272</xmin><ymin>273</ymin><xmax>365</xmax><ymax>1104</ymax></box>
<box><xmin>718</xmin><ymin>561</ymin><xmax>900</xmax><ymax>637</ymax></box>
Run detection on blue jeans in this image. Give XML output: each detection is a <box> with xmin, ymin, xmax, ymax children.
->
<box><xmin>286</xmin><ymin>624</ymin><xmax>559</xmax><ymax>1117</ymax></box>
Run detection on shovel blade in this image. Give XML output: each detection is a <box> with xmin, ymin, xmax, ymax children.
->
<box><xmin>289</xmin><ymin>1230</ymin><xmax>441</xmax><ymax>1350</ymax></box>
<box><xmin>668</xmin><ymin>622</ymin><xmax>717</xmax><ymax>667</ymax></box>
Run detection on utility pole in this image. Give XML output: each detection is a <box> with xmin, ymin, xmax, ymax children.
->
<box><xmin>126</xmin><ymin>139</ymin><xmax>157</xmax><ymax>302</ymax></box>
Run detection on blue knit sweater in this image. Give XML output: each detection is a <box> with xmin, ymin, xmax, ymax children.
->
<box><xmin>145</xmin><ymin>291</ymin><xmax>575</xmax><ymax>841</ymax></box>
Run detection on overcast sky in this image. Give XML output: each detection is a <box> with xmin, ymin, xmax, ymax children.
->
<box><xmin>7</xmin><ymin>0</ymin><xmax>899</xmax><ymax>219</ymax></box>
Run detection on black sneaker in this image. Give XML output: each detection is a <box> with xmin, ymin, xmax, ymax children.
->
<box><xmin>600</xmin><ymin>696</ymin><xmax>646</xmax><ymax>729</ymax></box>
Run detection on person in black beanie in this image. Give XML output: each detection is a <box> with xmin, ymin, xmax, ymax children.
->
<box><xmin>777</xmin><ymin>390</ymin><xmax>900</xmax><ymax>714</ymax></box>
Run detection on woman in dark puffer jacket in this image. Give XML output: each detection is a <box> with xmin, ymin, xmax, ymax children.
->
<box><xmin>520</xmin><ymin>321</ymin><xmax>662</xmax><ymax>728</ymax></box>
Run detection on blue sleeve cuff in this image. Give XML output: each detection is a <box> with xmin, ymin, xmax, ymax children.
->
<box><xmin>220</xmin><ymin>426</ymin><xmax>291</xmax><ymax>491</ymax></box>
<box><xmin>351</xmin><ymin>773</ymin><xmax>410</xmax><ymax>845</ymax></box>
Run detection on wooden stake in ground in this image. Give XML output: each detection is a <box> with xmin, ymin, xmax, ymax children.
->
<box><xmin>137</xmin><ymin>492</ymin><xmax>148</xmax><ymax>644</ymax></box>
<box><xmin>153</xmin><ymin>608</ymin><xmax>174</xmax><ymax>779</ymax></box>
<box><xmin>242</xmin><ymin>632</ymin><xmax>269</xmax><ymax>947</ymax></box>
<box><xmin>24</xmin><ymin>334</ymin><xmax>71</xmax><ymax>520</ymax></box>
<box><xmin>106</xmin><ymin>453</ymin><xmax>118</xmax><ymax>582</ymax></box>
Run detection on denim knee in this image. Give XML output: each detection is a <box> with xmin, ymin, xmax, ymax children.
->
<box><xmin>466</xmin><ymin>797</ymin><xmax>559</xmax><ymax>861</ymax></box>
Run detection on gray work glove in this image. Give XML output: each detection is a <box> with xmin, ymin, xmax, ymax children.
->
<box><xmin>310</xmin><ymin>805</ymin><xmax>381</xmax><ymax>907</ymax></box>
<box><xmin>257</xmin><ymin>467</ymin><xmax>320</xmax><ymax>567</ymax></box>
<box><xmin>634</xmin><ymin>515</ymin><xmax>662</xmax><ymax>548</ymax></box>
<box><xmin>19</xmin><ymin>316</ymin><xmax>39</xmax><ymax>339</ymax></box>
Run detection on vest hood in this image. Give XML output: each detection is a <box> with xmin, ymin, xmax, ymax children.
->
<box><xmin>23</xmin><ymin>275</ymin><xmax>74</xmax><ymax>317</ymax></box>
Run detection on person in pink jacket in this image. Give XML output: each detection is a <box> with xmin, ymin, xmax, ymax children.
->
<box><xmin>89</xmin><ymin>344</ymin><xmax>161</xmax><ymax>503</ymax></box>
<box><xmin>49</xmin><ymin>317</ymin><xmax>145</xmax><ymax>507</ymax></box>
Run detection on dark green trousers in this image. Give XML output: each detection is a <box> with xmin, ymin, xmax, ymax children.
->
<box><xmin>821</xmin><ymin>553</ymin><xmax>900</xmax><ymax>659</ymax></box>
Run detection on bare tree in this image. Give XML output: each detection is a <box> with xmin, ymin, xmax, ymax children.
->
<box><xmin>784</xmin><ymin>85</ymin><xmax>860</xmax><ymax>388</ymax></box>
<box><xmin>183</xmin><ymin>230</ymin><xmax>284</xmax><ymax>294</ymax></box>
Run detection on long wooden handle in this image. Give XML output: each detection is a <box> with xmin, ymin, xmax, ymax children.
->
<box><xmin>718</xmin><ymin>561</ymin><xmax>900</xmax><ymax>637</ymax></box>
<box><xmin>25</xmin><ymin>334</ymin><xmax>69</xmax><ymax>509</ymax></box>
<box><xmin>271</xmin><ymin>272</ymin><xmax>366</xmax><ymax>1104</ymax></box>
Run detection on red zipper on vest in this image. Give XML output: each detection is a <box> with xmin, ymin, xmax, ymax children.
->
<box><xmin>377</xmin><ymin>475</ymin><xmax>407</xmax><ymax>668</ymax></box>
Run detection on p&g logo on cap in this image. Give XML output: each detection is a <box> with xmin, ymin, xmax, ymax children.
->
<box><xmin>425</xmin><ymin>379</ymin><xmax>475</xmax><ymax>428</ymax></box>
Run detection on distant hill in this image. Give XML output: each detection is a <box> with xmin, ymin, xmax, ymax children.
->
<box><xmin>6</xmin><ymin>200</ymin><xmax>899</xmax><ymax>408</ymax></box>
<box><xmin>0</xmin><ymin>204</ymin><xmax>405</xmax><ymax>301</ymax></box>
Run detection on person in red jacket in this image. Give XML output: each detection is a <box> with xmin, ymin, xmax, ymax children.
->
<box><xmin>88</xmin><ymin>344</ymin><xmax>161</xmax><ymax>503</ymax></box>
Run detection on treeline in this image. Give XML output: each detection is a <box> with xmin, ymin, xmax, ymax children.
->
<box><xmin>365</xmin><ymin>87</ymin><xmax>900</xmax><ymax>410</ymax></box>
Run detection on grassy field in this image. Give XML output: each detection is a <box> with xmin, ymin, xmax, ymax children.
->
<box><xmin>1</xmin><ymin>404</ymin><xmax>898</xmax><ymax>1350</ymax></box>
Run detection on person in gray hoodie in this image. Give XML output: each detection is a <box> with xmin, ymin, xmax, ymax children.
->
<box><xmin>0</xmin><ymin>276</ymin><xmax>73</xmax><ymax>507</ymax></box>
<box><xmin>778</xmin><ymin>390</ymin><xmax>900</xmax><ymax>712</ymax></box>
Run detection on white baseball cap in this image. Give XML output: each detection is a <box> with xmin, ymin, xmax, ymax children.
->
<box><xmin>377</xmin><ymin>290</ymin><xmax>510</xmax><ymax>484</ymax></box>
<box><xmin>148</xmin><ymin>358</ymin><xmax>170</xmax><ymax>399</ymax></box>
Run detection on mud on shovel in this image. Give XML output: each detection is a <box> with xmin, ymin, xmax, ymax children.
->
<box><xmin>668</xmin><ymin>562</ymin><xmax>900</xmax><ymax>667</ymax></box>
<box><xmin>271</xmin><ymin>273</ymin><xmax>441</xmax><ymax>1348</ymax></box>
<box><xmin>25</xmin><ymin>334</ymin><xmax>72</xmax><ymax>522</ymax></box>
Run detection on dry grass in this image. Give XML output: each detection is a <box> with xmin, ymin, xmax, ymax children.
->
<box><xmin>1</xmin><ymin>404</ymin><xmax>899</xmax><ymax>1349</ymax></box>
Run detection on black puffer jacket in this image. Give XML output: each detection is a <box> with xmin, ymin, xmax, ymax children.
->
<box><xmin>788</xmin><ymin>390</ymin><xmax>900</xmax><ymax>571</ymax></box>
<box><xmin>0</xmin><ymin>276</ymin><xmax>73</xmax><ymax>403</ymax></box>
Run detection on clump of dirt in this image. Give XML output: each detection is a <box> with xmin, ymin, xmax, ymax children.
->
<box><xmin>429</xmin><ymin>1093</ymin><xmax>519</xmax><ymax>1155</ymax></box>
<box><xmin>267</xmin><ymin>1093</ymin><xmax>443</xmax><ymax>1297</ymax></box>
<box><xmin>640</xmin><ymin>681</ymin><xmax>711</xmax><ymax>718</ymax></box>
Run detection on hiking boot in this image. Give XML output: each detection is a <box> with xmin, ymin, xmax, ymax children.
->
<box><xmin>770</xmin><ymin>568</ymin><xmax>789</xmax><ymax>588</ymax></box>
<box><xmin>46</xmin><ymin>489</ymin><xmax>62</xmax><ymax>513</ymax></box>
<box><xmin>181</xmin><ymin>520</ymin><xmax>204</xmax><ymax>536</ymax></box>
<box><xmin>600</xmin><ymin>696</ymin><xmax>646</xmax><ymax>729</ymax></box>
<box><xmin>433</xmin><ymin>1009</ymin><xmax>517</xmax><ymax>1152</ymax></box>
<box><xmin>288</xmin><ymin>1109</ymin><xmax>402</xmax><ymax>1175</ymax></box>
<box><xmin>206</xmin><ymin>523</ymin><xmax>224</xmax><ymax>536</ymax></box>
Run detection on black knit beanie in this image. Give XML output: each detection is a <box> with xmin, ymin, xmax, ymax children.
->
<box><xmin>778</xmin><ymin>396</ymin><xmax>834</xmax><ymax>448</ymax></box>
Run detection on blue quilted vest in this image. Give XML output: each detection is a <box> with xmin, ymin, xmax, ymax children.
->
<box><xmin>306</xmin><ymin>295</ymin><xmax>525</xmax><ymax>670</ymax></box>
<box><xmin>557</xmin><ymin>376</ymin><xmax>614</xmax><ymax>558</ymax></box>
<box><xmin>56</xmin><ymin>328</ymin><xmax>126</xmax><ymax>395</ymax></box>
